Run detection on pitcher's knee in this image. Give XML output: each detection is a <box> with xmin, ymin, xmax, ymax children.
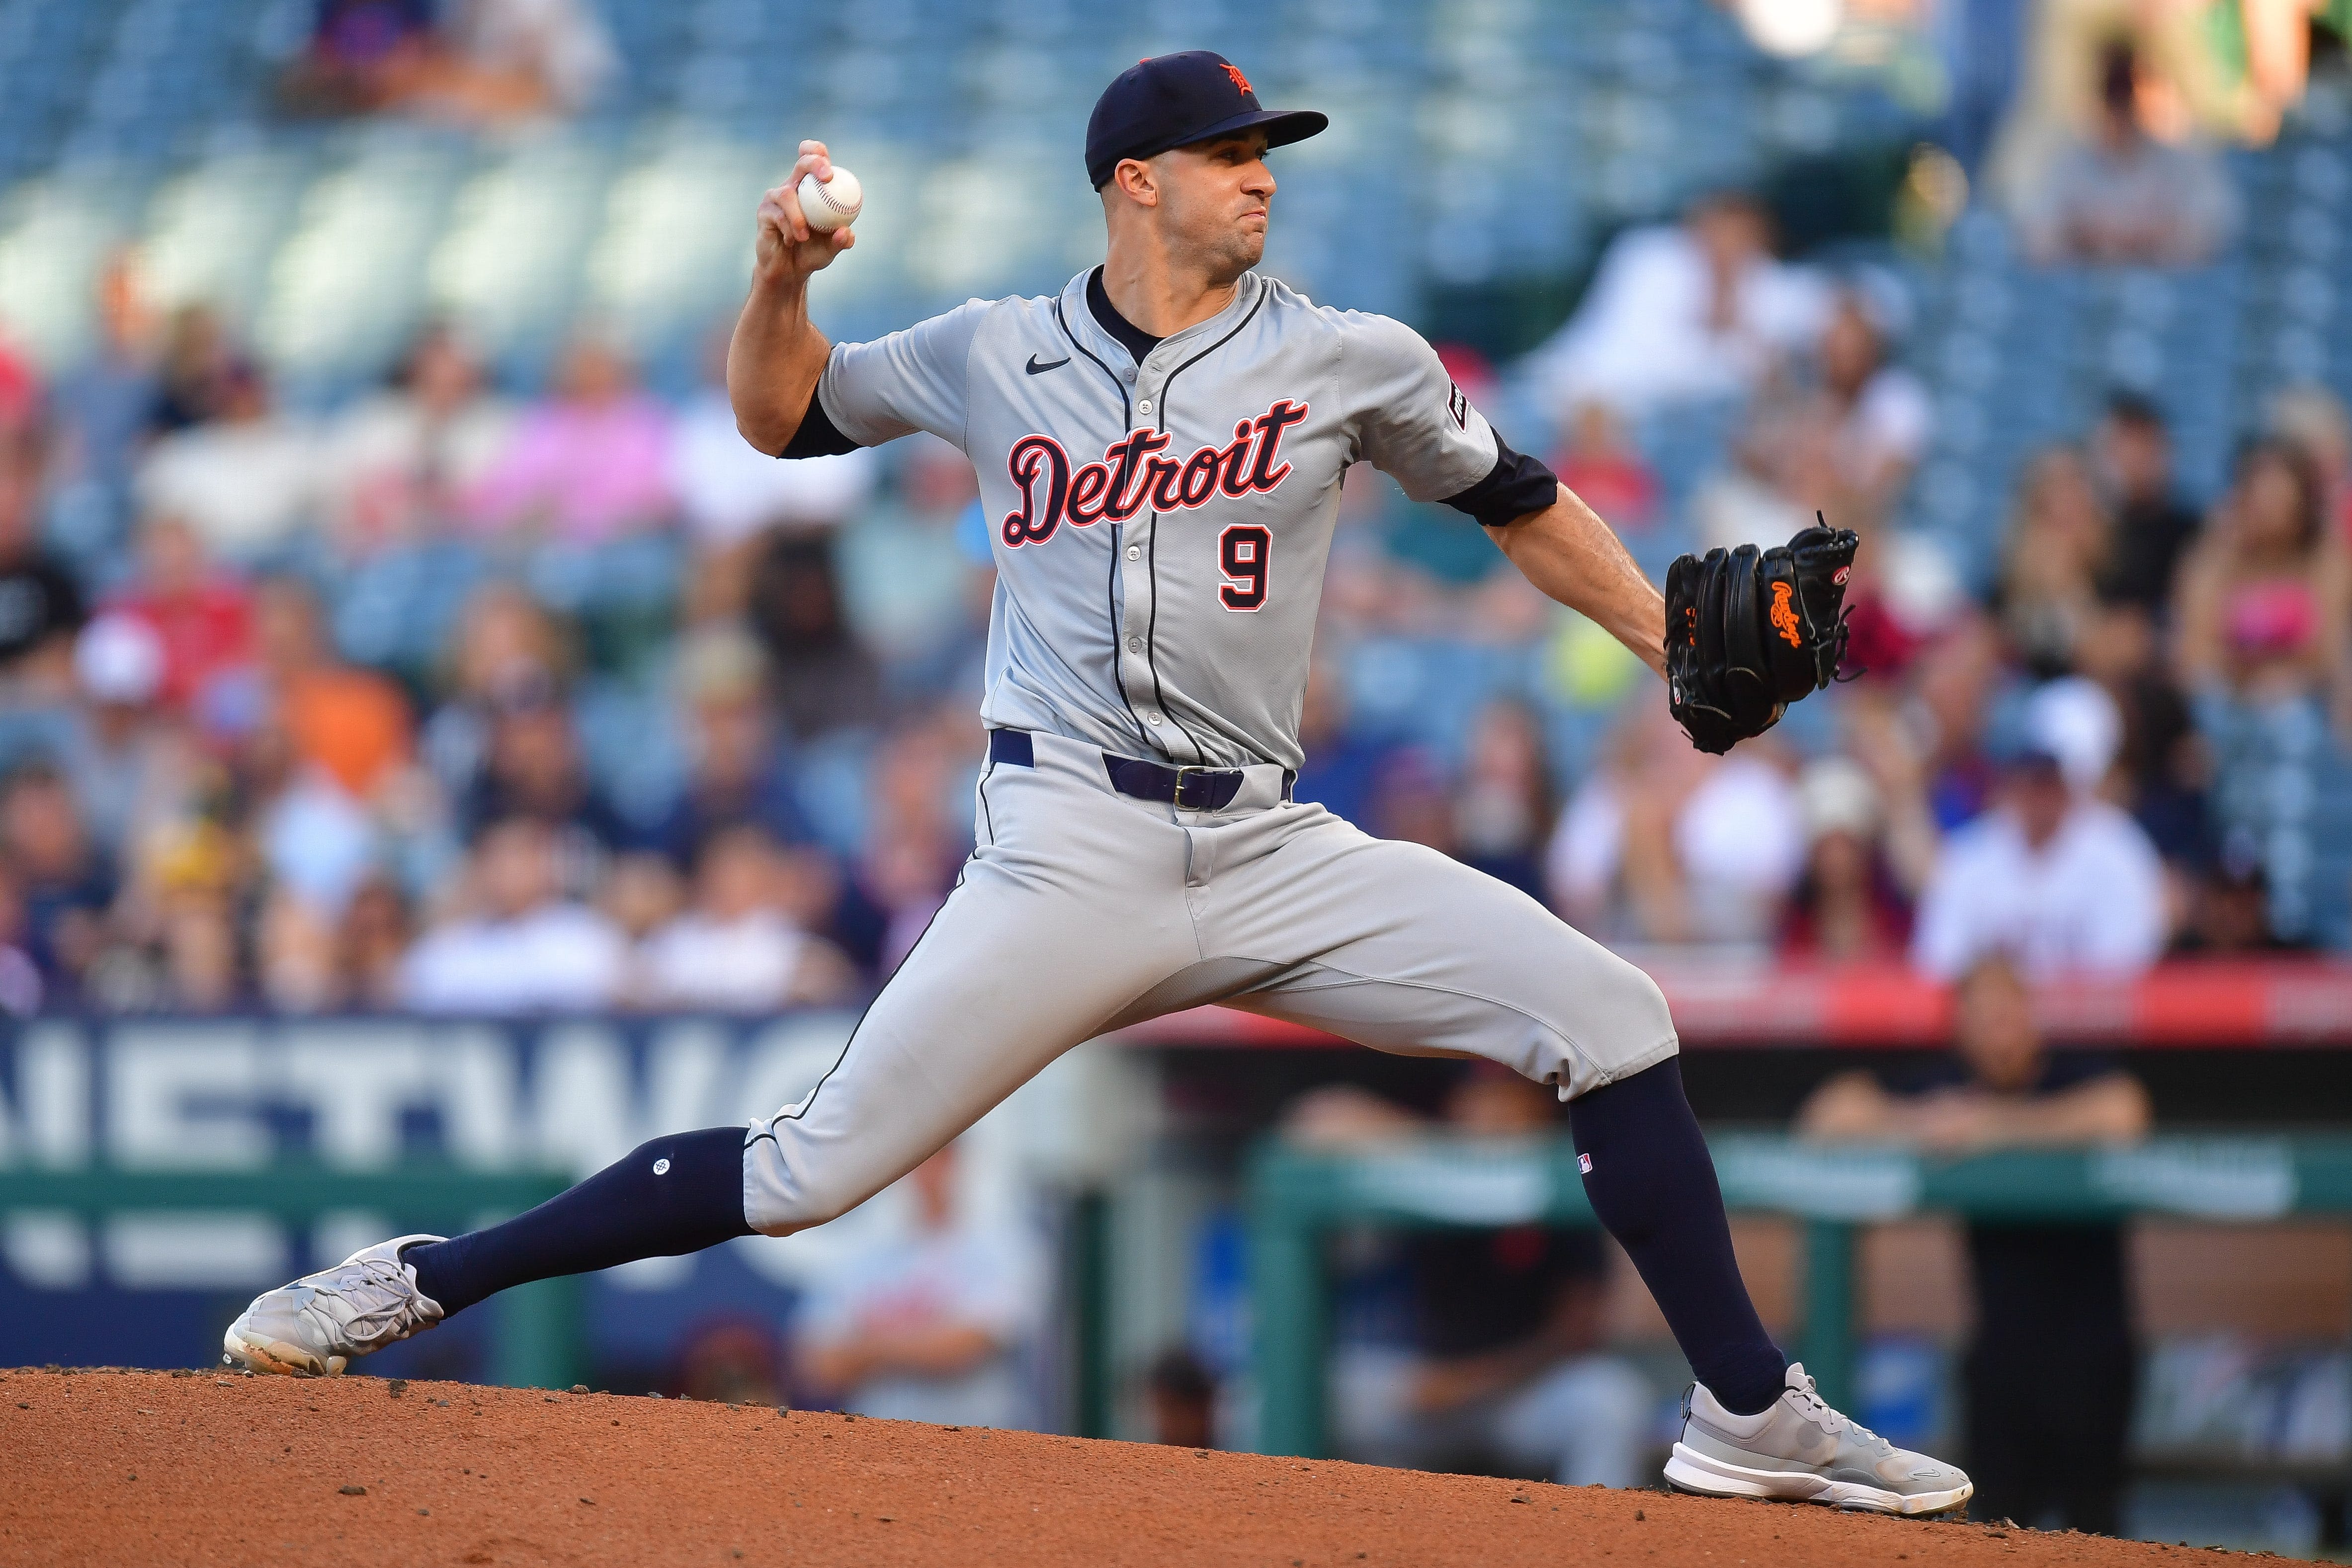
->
<box><xmin>1540</xmin><ymin>948</ymin><xmax>1676</xmax><ymax>1094</ymax></box>
<box><xmin>747</xmin><ymin>1177</ymin><xmax>862</xmax><ymax>1237</ymax></box>
<box><xmin>741</xmin><ymin>1129</ymin><xmax>887</xmax><ymax>1237</ymax></box>
<box><xmin>1498</xmin><ymin>955</ymin><xmax>1676</xmax><ymax>1096</ymax></box>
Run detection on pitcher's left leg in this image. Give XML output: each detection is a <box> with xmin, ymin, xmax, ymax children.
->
<box><xmin>1204</xmin><ymin>810</ymin><xmax>1671</xmax><ymax>1096</ymax></box>
<box><xmin>1209</xmin><ymin>813</ymin><xmax>1969</xmax><ymax>1512</ymax></box>
<box><xmin>1209</xmin><ymin>816</ymin><xmax>1779</xmax><ymax>1396</ymax></box>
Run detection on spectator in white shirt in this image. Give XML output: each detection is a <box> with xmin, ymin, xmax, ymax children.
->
<box><xmin>667</xmin><ymin>330</ymin><xmax>876</xmax><ymax>622</ymax></box>
<box><xmin>435</xmin><ymin>0</ymin><xmax>616</xmax><ymax>117</ymax></box>
<box><xmin>1549</xmin><ymin>705</ymin><xmax>1805</xmax><ymax>946</ymax></box>
<box><xmin>400</xmin><ymin>814</ymin><xmax>625</xmax><ymax>1013</ymax></box>
<box><xmin>632</xmin><ymin>823</ymin><xmax>855</xmax><ymax>1011</ymax></box>
<box><xmin>796</xmin><ymin>1141</ymin><xmax>1044</xmax><ymax>1429</ymax></box>
<box><xmin>1692</xmin><ymin>279</ymin><xmax>1932</xmax><ymax>552</ymax></box>
<box><xmin>1529</xmin><ymin>190</ymin><xmax>1829</xmax><ymax>420</ymax></box>
<box><xmin>1911</xmin><ymin>679</ymin><xmax>2167</xmax><ymax>978</ymax></box>
<box><xmin>667</xmin><ymin>332</ymin><xmax>877</xmax><ymax>552</ymax></box>
<box><xmin>135</xmin><ymin>361</ymin><xmax>319</xmax><ymax>562</ymax></box>
<box><xmin>323</xmin><ymin>324</ymin><xmax>514</xmax><ymax>554</ymax></box>
<box><xmin>1814</xmin><ymin>285</ymin><xmax>1932</xmax><ymax>517</ymax></box>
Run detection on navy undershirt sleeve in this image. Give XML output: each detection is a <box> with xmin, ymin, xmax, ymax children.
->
<box><xmin>1444</xmin><ymin>432</ymin><xmax>1560</xmax><ymax>528</ymax></box>
<box><xmin>778</xmin><ymin>381</ymin><xmax>861</xmax><ymax>458</ymax></box>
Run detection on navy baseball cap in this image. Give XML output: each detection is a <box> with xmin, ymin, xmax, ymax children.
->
<box><xmin>1086</xmin><ymin>51</ymin><xmax>1327</xmax><ymax>190</ymax></box>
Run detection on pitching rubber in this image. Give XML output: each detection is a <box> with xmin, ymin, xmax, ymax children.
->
<box><xmin>1663</xmin><ymin>1442</ymin><xmax>1975</xmax><ymax>1517</ymax></box>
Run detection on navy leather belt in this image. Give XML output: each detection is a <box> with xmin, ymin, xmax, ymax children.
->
<box><xmin>987</xmin><ymin>729</ymin><xmax>1285</xmax><ymax>813</ymax></box>
<box><xmin>1105</xmin><ymin>753</ymin><xmax>1247</xmax><ymax>812</ymax></box>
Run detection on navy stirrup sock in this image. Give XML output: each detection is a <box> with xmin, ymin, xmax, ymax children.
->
<box><xmin>1568</xmin><ymin>1059</ymin><xmax>1789</xmax><ymax>1416</ymax></box>
<box><xmin>405</xmin><ymin>1126</ymin><xmax>755</xmax><ymax>1318</ymax></box>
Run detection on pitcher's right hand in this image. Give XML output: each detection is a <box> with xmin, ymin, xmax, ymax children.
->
<box><xmin>755</xmin><ymin>140</ymin><xmax>855</xmax><ymax>286</ymax></box>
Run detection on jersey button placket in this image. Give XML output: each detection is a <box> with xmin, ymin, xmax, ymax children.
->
<box><xmin>1117</xmin><ymin>507</ymin><xmax>1157</xmax><ymax>741</ymax></box>
<box><xmin>1119</xmin><ymin>368</ymin><xmax>1170</xmax><ymax>755</ymax></box>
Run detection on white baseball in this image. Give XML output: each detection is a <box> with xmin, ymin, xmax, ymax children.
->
<box><xmin>796</xmin><ymin>167</ymin><xmax>862</xmax><ymax>232</ymax></box>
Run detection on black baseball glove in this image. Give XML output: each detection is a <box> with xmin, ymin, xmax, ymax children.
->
<box><xmin>1664</xmin><ymin>517</ymin><xmax>1859</xmax><ymax>755</ymax></box>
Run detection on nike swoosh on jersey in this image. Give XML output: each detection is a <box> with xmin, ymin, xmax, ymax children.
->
<box><xmin>1025</xmin><ymin>354</ymin><xmax>1071</xmax><ymax>375</ymax></box>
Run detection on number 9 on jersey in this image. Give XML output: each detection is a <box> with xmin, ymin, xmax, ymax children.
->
<box><xmin>1219</xmin><ymin>524</ymin><xmax>1269</xmax><ymax>611</ymax></box>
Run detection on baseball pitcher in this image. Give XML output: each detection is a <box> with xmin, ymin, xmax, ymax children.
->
<box><xmin>226</xmin><ymin>51</ymin><xmax>1968</xmax><ymax>1516</ymax></box>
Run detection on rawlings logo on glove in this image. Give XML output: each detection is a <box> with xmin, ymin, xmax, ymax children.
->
<box><xmin>1768</xmin><ymin>581</ymin><xmax>1801</xmax><ymax>648</ymax></box>
<box><xmin>1664</xmin><ymin>516</ymin><xmax>1859</xmax><ymax>755</ymax></box>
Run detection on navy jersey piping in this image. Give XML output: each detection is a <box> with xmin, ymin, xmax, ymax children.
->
<box><xmin>760</xmin><ymin>855</ymin><xmax>967</xmax><ymax>1130</ymax></box>
<box><xmin>1053</xmin><ymin>294</ymin><xmax>1130</xmax><ymax>427</ymax></box>
<box><xmin>976</xmin><ymin>751</ymin><xmax>997</xmax><ymax>846</ymax></box>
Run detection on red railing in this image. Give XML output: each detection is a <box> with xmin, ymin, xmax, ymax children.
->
<box><xmin>1106</xmin><ymin>959</ymin><xmax>2352</xmax><ymax>1049</ymax></box>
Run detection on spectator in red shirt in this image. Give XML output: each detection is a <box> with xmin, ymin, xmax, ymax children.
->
<box><xmin>0</xmin><ymin>335</ymin><xmax>42</xmax><ymax>434</ymax></box>
<box><xmin>1551</xmin><ymin>401</ymin><xmax>1657</xmax><ymax>531</ymax></box>
<box><xmin>109</xmin><ymin>512</ymin><xmax>253</xmax><ymax>714</ymax></box>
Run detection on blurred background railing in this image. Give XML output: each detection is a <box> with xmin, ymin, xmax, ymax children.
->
<box><xmin>1246</xmin><ymin>1133</ymin><xmax>2352</xmax><ymax>1457</ymax></box>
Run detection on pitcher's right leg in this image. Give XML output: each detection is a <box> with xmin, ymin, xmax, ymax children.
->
<box><xmin>224</xmin><ymin>738</ymin><xmax>1198</xmax><ymax>1374</ymax></box>
<box><xmin>740</xmin><ymin>828</ymin><xmax>1195</xmax><ymax>1235</ymax></box>
<box><xmin>741</xmin><ymin>732</ymin><xmax>1204</xmax><ymax>1234</ymax></box>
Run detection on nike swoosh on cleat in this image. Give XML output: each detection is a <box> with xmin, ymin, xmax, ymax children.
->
<box><xmin>1025</xmin><ymin>354</ymin><xmax>1071</xmax><ymax>375</ymax></box>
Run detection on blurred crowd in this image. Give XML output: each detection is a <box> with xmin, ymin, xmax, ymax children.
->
<box><xmin>1499</xmin><ymin>169</ymin><xmax>2344</xmax><ymax>978</ymax></box>
<box><xmin>0</xmin><ymin>22</ymin><xmax>2348</xmax><ymax>1018</ymax></box>
<box><xmin>283</xmin><ymin>0</ymin><xmax>617</xmax><ymax>126</ymax></box>
<box><xmin>0</xmin><ymin>254</ymin><xmax>995</xmax><ymax>1017</ymax></box>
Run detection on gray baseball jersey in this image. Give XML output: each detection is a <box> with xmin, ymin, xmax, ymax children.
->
<box><xmin>813</xmin><ymin>267</ymin><xmax>1501</xmax><ymax>768</ymax></box>
<box><xmin>737</xmin><ymin>267</ymin><xmax>1680</xmax><ymax>1241</ymax></box>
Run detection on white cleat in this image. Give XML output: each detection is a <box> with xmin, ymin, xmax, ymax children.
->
<box><xmin>222</xmin><ymin>1235</ymin><xmax>448</xmax><ymax>1377</ymax></box>
<box><xmin>1664</xmin><ymin>1363</ymin><xmax>1974</xmax><ymax>1517</ymax></box>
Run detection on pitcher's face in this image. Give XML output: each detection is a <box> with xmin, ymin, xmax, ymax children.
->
<box><xmin>1153</xmin><ymin>131</ymin><xmax>1275</xmax><ymax>278</ymax></box>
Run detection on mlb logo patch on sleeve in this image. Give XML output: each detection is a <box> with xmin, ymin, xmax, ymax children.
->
<box><xmin>1578</xmin><ymin>1153</ymin><xmax>1594</xmax><ymax>1174</ymax></box>
<box><xmin>1446</xmin><ymin>382</ymin><xmax>1469</xmax><ymax>430</ymax></box>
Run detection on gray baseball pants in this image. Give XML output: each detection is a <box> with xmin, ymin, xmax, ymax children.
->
<box><xmin>742</xmin><ymin>729</ymin><xmax>1679</xmax><ymax>1235</ymax></box>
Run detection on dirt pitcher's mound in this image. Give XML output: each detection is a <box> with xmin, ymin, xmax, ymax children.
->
<box><xmin>0</xmin><ymin>1369</ymin><xmax>2297</xmax><ymax>1567</ymax></box>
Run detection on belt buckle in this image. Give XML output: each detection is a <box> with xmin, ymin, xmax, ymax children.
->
<box><xmin>1172</xmin><ymin>764</ymin><xmax>1220</xmax><ymax>812</ymax></box>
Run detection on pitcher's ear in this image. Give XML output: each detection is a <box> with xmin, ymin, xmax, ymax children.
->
<box><xmin>1113</xmin><ymin>157</ymin><xmax>1161</xmax><ymax>207</ymax></box>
